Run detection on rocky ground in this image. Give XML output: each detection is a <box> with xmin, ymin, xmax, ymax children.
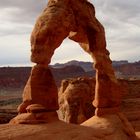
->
<box><xmin>0</xmin><ymin>119</ymin><xmax>139</xmax><ymax>140</ymax></box>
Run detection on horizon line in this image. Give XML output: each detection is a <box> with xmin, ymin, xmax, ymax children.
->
<box><xmin>0</xmin><ymin>59</ymin><xmax>139</xmax><ymax>68</ymax></box>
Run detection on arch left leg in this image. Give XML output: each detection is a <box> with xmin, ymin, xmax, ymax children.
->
<box><xmin>18</xmin><ymin>2</ymin><xmax>73</xmax><ymax>114</ymax></box>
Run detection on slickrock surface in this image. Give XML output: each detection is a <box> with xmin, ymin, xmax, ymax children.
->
<box><xmin>0</xmin><ymin>119</ymin><xmax>139</xmax><ymax>140</ymax></box>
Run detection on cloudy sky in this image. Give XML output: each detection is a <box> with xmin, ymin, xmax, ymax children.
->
<box><xmin>0</xmin><ymin>0</ymin><xmax>140</xmax><ymax>66</ymax></box>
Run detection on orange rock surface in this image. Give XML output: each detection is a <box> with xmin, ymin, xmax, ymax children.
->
<box><xmin>1</xmin><ymin>120</ymin><xmax>139</xmax><ymax>140</ymax></box>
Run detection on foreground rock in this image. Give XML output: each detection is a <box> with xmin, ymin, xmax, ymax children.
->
<box><xmin>82</xmin><ymin>113</ymin><xmax>138</xmax><ymax>140</ymax></box>
<box><xmin>0</xmin><ymin>120</ymin><xmax>139</xmax><ymax>140</ymax></box>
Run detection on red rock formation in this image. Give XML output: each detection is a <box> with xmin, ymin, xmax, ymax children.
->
<box><xmin>58</xmin><ymin>77</ymin><xmax>95</xmax><ymax>123</ymax></box>
<box><xmin>10</xmin><ymin>0</ymin><xmax>126</xmax><ymax>126</ymax></box>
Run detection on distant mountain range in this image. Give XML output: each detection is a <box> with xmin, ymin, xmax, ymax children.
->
<box><xmin>52</xmin><ymin>60</ymin><xmax>133</xmax><ymax>71</ymax></box>
<box><xmin>52</xmin><ymin>60</ymin><xmax>93</xmax><ymax>72</ymax></box>
<box><xmin>51</xmin><ymin>60</ymin><xmax>140</xmax><ymax>76</ymax></box>
<box><xmin>0</xmin><ymin>60</ymin><xmax>140</xmax><ymax>88</ymax></box>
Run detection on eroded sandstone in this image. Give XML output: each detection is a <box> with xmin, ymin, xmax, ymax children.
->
<box><xmin>10</xmin><ymin>0</ymin><xmax>123</xmax><ymax>124</ymax></box>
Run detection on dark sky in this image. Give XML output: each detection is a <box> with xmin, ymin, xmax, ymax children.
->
<box><xmin>0</xmin><ymin>0</ymin><xmax>140</xmax><ymax>66</ymax></box>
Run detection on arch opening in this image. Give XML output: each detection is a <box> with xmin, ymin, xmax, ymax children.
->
<box><xmin>51</xmin><ymin>38</ymin><xmax>93</xmax><ymax>65</ymax></box>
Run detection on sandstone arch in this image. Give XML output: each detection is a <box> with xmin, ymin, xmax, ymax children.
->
<box><xmin>10</xmin><ymin>0</ymin><xmax>122</xmax><ymax>123</ymax></box>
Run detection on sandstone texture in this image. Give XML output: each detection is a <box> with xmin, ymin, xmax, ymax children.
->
<box><xmin>0</xmin><ymin>120</ymin><xmax>139</xmax><ymax>140</ymax></box>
